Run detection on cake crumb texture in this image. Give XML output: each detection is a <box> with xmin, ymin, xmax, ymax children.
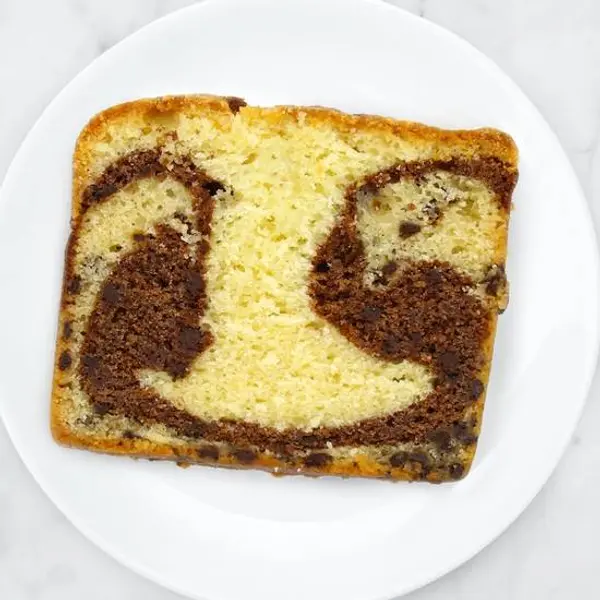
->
<box><xmin>52</xmin><ymin>95</ymin><xmax>518</xmax><ymax>482</ymax></box>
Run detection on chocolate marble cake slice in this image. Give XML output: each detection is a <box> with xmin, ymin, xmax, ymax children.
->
<box><xmin>51</xmin><ymin>95</ymin><xmax>518</xmax><ymax>482</ymax></box>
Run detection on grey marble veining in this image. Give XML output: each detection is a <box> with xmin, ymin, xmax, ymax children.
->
<box><xmin>1</xmin><ymin>1</ymin><xmax>599</xmax><ymax>598</ymax></box>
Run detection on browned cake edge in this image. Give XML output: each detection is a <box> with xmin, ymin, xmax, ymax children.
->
<box><xmin>51</xmin><ymin>94</ymin><xmax>517</xmax><ymax>482</ymax></box>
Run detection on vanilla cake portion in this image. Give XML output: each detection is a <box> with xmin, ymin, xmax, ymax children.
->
<box><xmin>51</xmin><ymin>95</ymin><xmax>518</xmax><ymax>481</ymax></box>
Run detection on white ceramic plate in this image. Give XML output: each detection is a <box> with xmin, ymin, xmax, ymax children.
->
<box><xmin>0</xmin><ymin>0</ymin><xmax>598</xmax><ymax>598</ymax></box>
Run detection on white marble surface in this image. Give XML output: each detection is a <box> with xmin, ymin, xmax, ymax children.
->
<box><xmin>1</xmin><ymin>0</ymin><xmax>599</xmax><ymax>598</ymax></box>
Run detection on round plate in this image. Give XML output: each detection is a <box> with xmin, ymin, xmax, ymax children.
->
<box><xmin>0</xmin><ymin>0</ymin><xmax>597</xmax><ymax>598</ymax></box>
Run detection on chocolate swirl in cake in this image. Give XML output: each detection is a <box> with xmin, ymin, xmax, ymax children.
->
<box><xmin>66</xmin><ymin>149</ymin><xmax>515</xmax><ymax>452</ymax></box>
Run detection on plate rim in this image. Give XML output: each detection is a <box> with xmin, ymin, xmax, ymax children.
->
<box><xmin>1</xmin><ymin>0</ymin><xmax>599</xmax><ymax>598</ymax></box>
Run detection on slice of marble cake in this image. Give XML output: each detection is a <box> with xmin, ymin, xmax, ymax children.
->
<box><xmin>51</xmin><ymin>95</ymin><xmax>518</xmax><ymax>482</ymax></box>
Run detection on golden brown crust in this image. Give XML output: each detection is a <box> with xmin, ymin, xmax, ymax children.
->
<box><xmin>52</xmin><ymin>95</ymin><xmax>516</xmax><ymax>482</ymax></box>
<box><xmin>52</xmin><ymin>422</ymin><xmax>478</xmax><ymax>482</ymax></box>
